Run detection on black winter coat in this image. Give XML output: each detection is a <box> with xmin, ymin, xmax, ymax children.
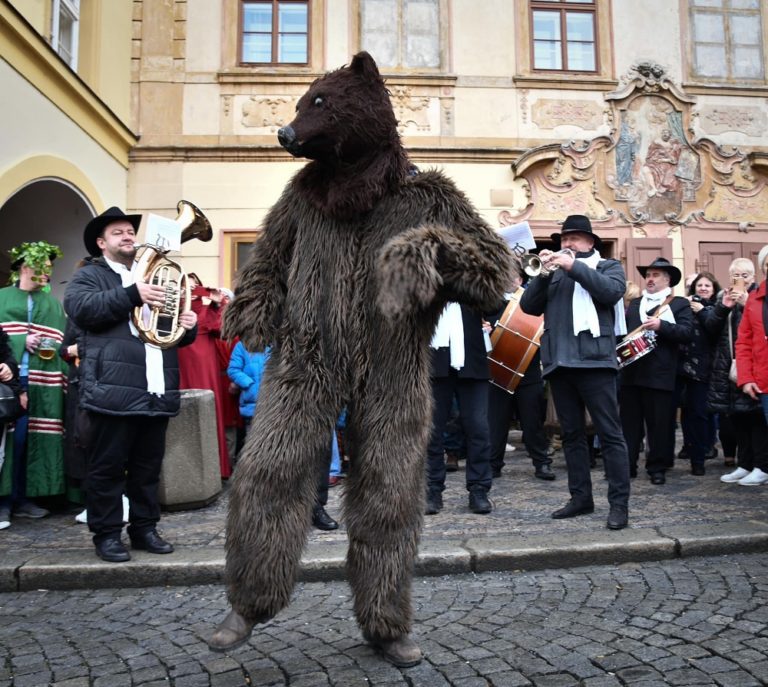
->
<box><xmin>621</xmin><ymin>296</ymin><xmax>694</xmax><ymax>392</ymax></box>
<box><xmin>520</xmin><ymin>255</ymin><xmax>626</xmax><ymax>376</ymax></box>
<box><xmin>702</xmin><ymin>286</ymin><xmax>759</xmax><ymax>414</ymax></box>
<box><xmin>0</xmin><ymin>327</ymin><xmax>21</xmax><ymax>396</ymax></box>
<box><xmin>678</xmin><ymin>298</ymin><xmax>715</xmax><ymax>382</ymax></box>
<box><xmin>63</xmin><ymin>257</ymin><xmax>196</xmax><ymax>417</ymax></box>
<box><xmin>430</xmin><ymin>305</ymin><xmax>490</xmax><ymax>379</ymax></box>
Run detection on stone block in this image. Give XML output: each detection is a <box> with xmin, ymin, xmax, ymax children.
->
<box><xmin>159</xmin><ymin>389</ymin><xmax>221</xmax><ymax>510</ymax></box>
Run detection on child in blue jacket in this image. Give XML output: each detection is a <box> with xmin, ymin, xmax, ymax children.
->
<box><xmin>227</xmin><ymin>343</ymin><xmax>270</xmax><ymax>432</ymax></box>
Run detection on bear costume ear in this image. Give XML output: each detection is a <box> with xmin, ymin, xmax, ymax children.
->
<box><xmin>349</xmin><ymin>51</ymin><xmax>381</xmax><ymax>80</ymax></box>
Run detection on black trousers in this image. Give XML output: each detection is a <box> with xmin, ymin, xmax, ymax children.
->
<box><xmin>488</xmin><ymin>381</ymin><xmax>550</xmax><ymax>470</ymax></box>
<box><xmin>85</xmin><ymin>413</ymin><xmax>169</xmax><ymax>544</ymax></box>
<box><xmin>426</xmin><ymin>373</ymin><xmax>492</xmax><ymax>493</ymax></box>
<box><xmin>549</xmin><ymin>368</ymin><xmax>630</xmax><ymax>508</ymax></box>
<box><xmin>730</xmin><ymin>412</ymin><xmax>768</xmax><ymax>472</ymax></box>
<box><xmin>619</xmin><ymin>385</ymin><xmax>675</xmax><ymax>475</ymax></box>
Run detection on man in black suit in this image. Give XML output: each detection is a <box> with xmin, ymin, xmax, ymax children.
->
<box><xmin>488</xmin><ymin>273</ymin><xmax>554</xmax><ymax>481</ymax></box>
<box><xmin>620</xmin><ymin>258</ymin><xmax>694</xmax><ymax>484</ymax></box>
<box><xmin>425</xmin><ymin>303</ymin><xmax>495</xmax><ymax>515</ymax></box>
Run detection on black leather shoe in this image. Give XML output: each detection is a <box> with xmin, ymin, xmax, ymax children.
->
<box><xmin>468</xmin><ymin>487</ymin><xmax>492</xmax><ymax>514</ymax></box>
<box><xmin>425</xmin><ymin>490</ymin><xmax>443</xmax><ymax>515</ymax></box>
<box><xmin>312</xmin><ymin>505</ymin><xmax>339</xmax><ymax>531</ymax></box>
<box><xmin>95</xmin><ymin>537</ymin><xmax>131</xmax><ymax>562</ymax></box>
<box><xmin>535</xmin><ymin>464</ymin><xmax>556</xmax><ymax>481</ymax></box>
<box><xmin>650</xmin><ymin>472</ymin><xmax>666</xmax><ymax>485</ymax></box>
<box><xmin>691</xmin><ymin>463</ymin><xmax>706</xmax><ymax>476</ymax></box>
<box><xmin>606</xmin><ymin>505</ymin><xmax>628</xmax><ymax>530</ymax></box>
<box><xmin>130</xmin><ymin>529</ymin><xmax>174</xmax><ymax>554</ymax></box>
<box><xmin>444</xmin><ymin>452</ymin><xmax>460</xmax><ymax>472</ymax></box>
<box><xmin>551</xmin><ymin>500</ymin><xmax>594</xmax><ymax>519</ymax></box>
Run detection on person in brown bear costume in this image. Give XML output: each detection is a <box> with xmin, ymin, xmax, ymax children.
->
<box><xmin>208</xmin><ymin>52</ymin><xmax>515</xmax><ymax>667</ymax></box>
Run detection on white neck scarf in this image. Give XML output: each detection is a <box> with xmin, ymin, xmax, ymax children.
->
<box><xmin>572</xmin><ymin>251</ymin><xmax>627</xmax><ymax>337</ymax></box>
<box><xmin>104</xmin><ymin>257</ymin><xmax>166</xmax><ymax>395</ymax></box>
<box><xmin>431</xmin><ymin>302</ymin><xmax>465</xmax><ymax>370</ymax></box>
<box><xmin>640</xmin><ymin>287</ymin><xmax>675</xmax><ymax>324</ymax></box>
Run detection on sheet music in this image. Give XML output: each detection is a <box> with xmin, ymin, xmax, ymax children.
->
<box><xmin>498</xmin><ymin>221</ymin><xmax>536</xmax><ymax>251</ymax></box>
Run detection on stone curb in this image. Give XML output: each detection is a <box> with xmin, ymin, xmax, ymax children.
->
<box><xmin>3</xmin><ymin>521</ymin><xmax>768</xmax><ymax>592</ymax></box>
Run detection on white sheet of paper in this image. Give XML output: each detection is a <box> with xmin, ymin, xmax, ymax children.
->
<box><xmin>498</xmin><ymin>221</ymin><xmax>536</xmax><ymax>252</ymax></box>
<box><xmin>145</xmin><ymin>214</ymin><xmax>182</xmax><ymax>251</ymax></box>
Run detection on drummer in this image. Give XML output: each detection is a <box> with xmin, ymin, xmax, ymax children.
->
<box><xmin>619</xmin><ymin>258</ymin><xmax>694</xmax><ymax>485</ymax></box>
<box><xmin>487</xmin><ymin>273</ymin><xmax>554</xmax><ymax>481</ymax></box>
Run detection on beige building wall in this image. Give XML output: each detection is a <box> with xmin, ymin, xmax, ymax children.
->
<box><xmin>127</xmin><ymin>1</ymin><xmax>768</xmax><ymax>290</ymax></box>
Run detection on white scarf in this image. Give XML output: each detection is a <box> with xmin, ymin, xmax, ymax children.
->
<box><xmin>639</xmin><ymin>287</ymin><xmax>676</xmax><ymax>324</ymax></box>
<box><xmin>571</xmin><ymin>251</ymin><xmax>627</xmax><ymax>337</ymax></box>
<box><xmin>105</xmin><ymin>257</ymin><xmax>166</xmax><ymax>395</ymax></box>
<box><xmin>431</xmin><ymin>302</ymin><xmax>465</xmax><ymax>370</ymax></box>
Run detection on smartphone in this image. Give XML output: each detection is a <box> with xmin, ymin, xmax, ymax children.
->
<box><xmin>731</xmin><ymin>277</ymin><xmax>746</xmax><ymax>293</ymax></box>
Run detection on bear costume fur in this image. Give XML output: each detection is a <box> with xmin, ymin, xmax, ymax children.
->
<box><xmin>210</xmin><ymin>52</ymin><xmax>515</xmax><ymax>664</ymax></box>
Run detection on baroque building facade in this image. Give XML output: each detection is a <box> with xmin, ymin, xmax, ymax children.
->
<box><xmin>3</xmin><ymin>0</ymin><xmax>768</xmax><ymax>292</ymax></box>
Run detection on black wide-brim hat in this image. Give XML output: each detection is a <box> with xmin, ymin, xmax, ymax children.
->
<box><xmin>637</xmin><ymin>257</ymin><xmax>682</xmax><ymax>287</ymax></box>
<box><xmin>559</xmin><ymin>214</ymin><xmax>602</xmax><ymax>249</ymax></box>
<box><xmin>84</xmin><ymin>207</ymin><xmax>142</xmax><ymax>257</ymax></box>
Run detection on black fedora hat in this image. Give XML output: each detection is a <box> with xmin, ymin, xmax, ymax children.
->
<box><xmin>84</xmin><ymin>207</ymin><xmax>142</xmax><ymax>257</ymax></box>
<box><xmin>560</xmin><ymin>214</ymin><xmax>602</xmax><ymax>248</ymax></box>
<box><xmin>637</xmin><ymin>257</ymin><xmax>682</xmax><ymax>287</ymax></box>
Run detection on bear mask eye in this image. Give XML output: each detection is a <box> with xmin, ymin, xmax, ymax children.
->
<box><xmin>313</xmin><ymin>96</ymin><xmax>324</xmax><ymax>106</ymax></box>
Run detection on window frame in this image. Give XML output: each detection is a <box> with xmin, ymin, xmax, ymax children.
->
<box><xmin>51</xmin><ymin>0</ymin><xmax>80</xmax><ymax>70</ymax></box>
<box><xmin>239</xmin><ymin>0</ymin><xmax>311</xmax><ymax>66</ymax></box>
<box><xmin>529</xmin><ymin>0</ymin><xmax>598</xmax><ymax>74</ymax></box>
<box><xmin>357</xmin><ymin>0</ymin><xmax>446</xmax><ymax>72</ymax></box>
<box><xmin>688</xmin><ymin>0</ymin><xmax>765</xmax><ymax>83</ymax></box>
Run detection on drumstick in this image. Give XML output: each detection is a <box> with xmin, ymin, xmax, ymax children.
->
<box><xmin>625</xmin><ymin>304</ymin><xmax>671</xmax><ymax>338</ymax></box>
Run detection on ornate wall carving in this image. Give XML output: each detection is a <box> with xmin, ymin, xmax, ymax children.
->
<box><xmin>503</xmin><ymin>62</ymin><xmax>768</xmax><ymax>236</ymax></box>
<box><xmin>531</xmin><ymin>99</ymin><xmax>603</xmax><ymax>130</ymax></box>
<box><xmin>697</xmin><ymin>105</ymin><xmax>767</xmax><ymax>137</ymax></box>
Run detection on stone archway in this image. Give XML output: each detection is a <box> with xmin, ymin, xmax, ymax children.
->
<box><xmin>0</xmin><ymin>179</ymin><xmax>95</xmax><ymax>301</ymax></box>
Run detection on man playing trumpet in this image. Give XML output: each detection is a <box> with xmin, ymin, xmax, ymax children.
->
<box><xmin>520</xmin><ymin>215</ymin><xmax>631</xmax><ymax>530</ymax></box>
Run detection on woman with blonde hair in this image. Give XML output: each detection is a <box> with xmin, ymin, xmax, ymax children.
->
<box><xmin>704</xmin><ymin>256</ymin><xmax>768</xmax><ymax>485</ymax></box>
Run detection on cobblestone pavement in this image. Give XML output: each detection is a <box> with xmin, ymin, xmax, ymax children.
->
<box><xmin>2</xmin><ymin>553</ymin><xmax>768</xmax><ymax>687</ymax></box>
<box><xmin>2</xmin><ymin>433</ymin><xmax>766</xmax><ymax>556</ymax></box>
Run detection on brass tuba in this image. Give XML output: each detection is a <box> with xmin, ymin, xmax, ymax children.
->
<box><xmin>131</xmin><ymin>200</ymin><xmax>213</xmax><ymax>349</ymax></box>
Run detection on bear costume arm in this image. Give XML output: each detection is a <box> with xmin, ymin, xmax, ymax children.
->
<box><xmin>222</xmin><ymin>189</ymin><xmax>297</xmax><ymax>349</ymax></box>
<box><xmin>376</xmin><ymin>172</ymin><xmax>516</xmax><ymax>319</ymax></box>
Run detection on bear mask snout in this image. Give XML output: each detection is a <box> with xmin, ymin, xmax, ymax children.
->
<box><xmin>278</xmin><ymin>126</ymin><xmax>297</xmax><ymax>153</ymax></box>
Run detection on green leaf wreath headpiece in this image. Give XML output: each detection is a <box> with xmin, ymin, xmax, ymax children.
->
<box><xmin>8</xmin><ymin>241</ymin><xmax>63</xmax><ymax>286</ymax></box>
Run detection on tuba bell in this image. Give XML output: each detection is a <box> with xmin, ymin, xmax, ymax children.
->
<box><xmin>131</xmin><ymin>200</ymin><xmax>213</xmax><ymax>349</ymax></box>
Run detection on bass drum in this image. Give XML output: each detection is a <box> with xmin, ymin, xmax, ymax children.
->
<box><xmin>487</xmin><ymin>290</ymin><xmax>544</xmax><ymax>394</ymax></box>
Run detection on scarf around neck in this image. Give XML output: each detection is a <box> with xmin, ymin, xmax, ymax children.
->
<box><xmin>571</xmin><ymin>250</ymin><xmax>627</xmax><ymax>337</ymax></box>
<box><xmin>105</xmin><ymin>257</ymin><xmax>166</xmax><ymax>395</ymax></box>
<box><xmin>640</xmin><ymin>287</ymin><xmax>675</xmax><ymax>324</ymax></box>
<box><xmin>431</xmin><ymin>302</ymin><xmax>465</xmax><ymax>370</ymax></box>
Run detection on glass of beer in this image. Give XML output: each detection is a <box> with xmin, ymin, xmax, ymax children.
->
<box><xmin>38</xmin><ymin>337</ymin><xmax>57</xmax><ymax>360</ymax></box>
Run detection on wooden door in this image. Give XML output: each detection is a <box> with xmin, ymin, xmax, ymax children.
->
<box><xmin>699</xmin><ymin>242</ymin><xmax>763</xmax><ymax>289</ymax></box>
<box><xmin>624</xmin><ymin>238</ymin><xmax>673</xmax><ymax>286</ymax></box>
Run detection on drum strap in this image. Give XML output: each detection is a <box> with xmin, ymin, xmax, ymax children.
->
<box><xmin>647</xmin><ymin>295</ymin><xmax>674</xmax><ymax>319</ymax></box>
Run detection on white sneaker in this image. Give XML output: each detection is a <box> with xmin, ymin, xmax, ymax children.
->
<box><xmin>74</xmin><ymin>508</ymin><xmax>88</xmax><ymax>524</ymax></box>
<box><xmin>721</xmin><ymin>467</ymin><xmax>750</xmax><ymax>483</ymax></box>
<box><xmin>122</xmin><ymin>495</ymin><xmax>129</xmax><ymax>523</ymax></box>
<box><xmin>737</xmin><ymin>468</ymin><xmax>768</xmax><ymax>486</ymax></box>
<box><xmin>0</xmin><ymin>507</ymin><xmax>10</xmax><ymax>530</ymax></box>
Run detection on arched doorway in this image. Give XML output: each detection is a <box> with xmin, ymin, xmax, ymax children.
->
<box><xmin>0</xmin><ymin>179</ymin><xmax>95</xmax><ymax>300</ymax></box>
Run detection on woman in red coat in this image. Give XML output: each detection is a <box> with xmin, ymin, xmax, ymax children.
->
<box><xmin>178</xmin><ymin>275</ymin><xmax>231</xmax><ymax>478</ymax></box>
<box><xmin>734</xmin><ymin>245</ymin><xmax>768</xmax><ymax>485</ymax></box>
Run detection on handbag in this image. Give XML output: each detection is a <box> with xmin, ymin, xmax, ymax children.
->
<box><xmin>0</xmin><ymin>383</ymin><xmax>22</xmax><ymax>423</ymax></box>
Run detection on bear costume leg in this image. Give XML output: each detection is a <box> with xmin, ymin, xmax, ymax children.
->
<box><xmin>343</xmin><ymin>392</ymin><xmax>430</xmax><ymax>666</ymax></box>
<box><xmin>210</xmin><ymin>362</ymin><xmax>341</xmax><ymax>650</ymax></box>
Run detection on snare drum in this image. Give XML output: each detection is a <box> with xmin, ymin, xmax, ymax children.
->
<box><xmin>616</xmin><ymin>330</ymin><xmax>657</xmax><ymax>368</ymax></box>
<box><xmin>487</xmin><ymin>291</ymin><xmax>544</xmax><ymax>394</ymax></box>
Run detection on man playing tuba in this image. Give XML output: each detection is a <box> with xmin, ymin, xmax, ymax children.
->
<box><xmin>63</xmin><ymin>207</ymin><xmax>198</xmax><ymax>563</ymax></box>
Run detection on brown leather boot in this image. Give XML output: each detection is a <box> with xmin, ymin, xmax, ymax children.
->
<box><xmin>207</xmin><ymin>609</ymin><xmax>256</xmax><ymax>652</ymax></box>
<box><xmin>373</xmin><ymin>635</ymin><xmax>422</xmax><ymax>667</ymax></box>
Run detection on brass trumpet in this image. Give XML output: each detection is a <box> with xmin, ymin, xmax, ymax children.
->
<box><xmin>521</xmin><ymin>249</ymin><xmax>575</xmax><ymax>277</ymax></box>
<box><xmin>131</xmin><ymin>200</ymin><xmax>213</xmax><ymax>349</ymax></box>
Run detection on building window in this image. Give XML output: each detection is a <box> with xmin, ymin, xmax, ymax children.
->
<box><xmin>530</xmin><ymin>0</ymin><xmax>596</xmax><ymax>72</ymax></box>
<box><xmin>360</xmin><ymin>0</ymin><xmax>441</xmax><ymax>69</ymax></box>
<box><xmin>51</xmin><ymin>0</ymin><xmax>79</xmax><ymax>69</ymax></box>
<box><xmin>240</xmin><ymin>1</ymin><xmax>309</xmax><ymax>64</ymax></box>
<box><xmin>690</xmin><ymin>0</ymin><xmax>764</xmax><ymax>80</ymax></box>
